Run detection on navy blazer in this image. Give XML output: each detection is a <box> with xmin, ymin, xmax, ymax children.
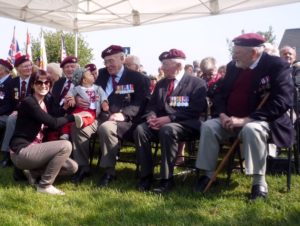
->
<box><xmin>0</xmin><ymin>75</ymin><xmax>13</xmax><ymax>115</ymax></box>
<box><xmin>7</xmin><ymin>76</ymin><xmax>34</xmax><ymax>112</ymax></box>
<box><xmin>10</xmin><ymin>95</ymin><xmax>74</xmax><ymax>153</ymax></box>
<box><xmin>145</xmin><ymin>74</ymin><xmax>207</xmax><ymax>132</ymax></box>
<box><xmin>96</xmin><ymin>67</ymin><xmax>150</xmax><ymax>139</ymax></box>
<box><xmin>213</xmin><ymin>53</ymin><xmax>294</xmax><ymax>147</ymax></box>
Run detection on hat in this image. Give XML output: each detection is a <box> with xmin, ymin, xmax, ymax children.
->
<box><xmin>232</xmin><ymin>33</ymin><xmax>265</xmax><ymax>47</ymax></box>
<box><xmin>14</xmin><ymin>55</ymin><xmax>30</xmax><ymax>68</ymax></box>
<box><xmin>158</xmin><ymin>49</ymin><xmax>186</xmax><ymax>61</ymax></box>
<box><xmin>84</xmin><ymin>63</ymin><xmax>97</xmax><ymax>72</ymax></box>
<box><xmin>60</xmin><ymin>56</ymin><xmax>78</xmax><ymax>68</ymax></box>
<box><xmin>101</xmin><ymin>45</ymin><xmax>124</xmax><ymax>58</ymax></box>
<box><xmin>0</xmin><ymin>59</ymin><xmax>13</xmax><ymax>71</ymax></box>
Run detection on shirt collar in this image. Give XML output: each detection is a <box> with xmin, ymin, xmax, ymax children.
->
<box><xmin>249</xmin><ymin>52</ymin><xmax>263</xmax><ymax>69</ymax></box>
<box><xmin>0</xmin><ymin>74</ymin><xmax>10</xmax><ymax>84</ymax></box>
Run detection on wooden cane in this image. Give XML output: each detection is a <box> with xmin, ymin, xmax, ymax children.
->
<box><xmin>203</xmin><ymin>92</ymin><xmax>270</xmax><ymax>193</ymax></box>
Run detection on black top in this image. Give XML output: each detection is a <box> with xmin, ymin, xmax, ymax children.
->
<box><xmin>10</xmin><ymin>95</ymin><xmax>74</xmax><ymax>153</ymax></box>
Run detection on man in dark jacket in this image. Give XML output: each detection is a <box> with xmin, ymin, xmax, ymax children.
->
<box><xmin>195</xmin><ymin>33</ymin><xmax>294</xmax><ymax>200</ymax></box>
<box><xmin>134</xmin><ymin>49</ymin><xmax>207</xmax><ymax>193</ymax></box>
<box><xmin>71</xmin><ymin>45</ymin><xmax>149</xmax><ymax>184</ymax></box>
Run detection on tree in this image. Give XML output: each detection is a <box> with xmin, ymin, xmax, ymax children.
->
<box><xmin>31</xmin><ymin>30</ymin><xmax>93</xmax><ymax>67</ymax></box>
<box><xmin>226</xmin><ymin>26</ymin><xmax>276</xmax><ymax>57</ymax></box>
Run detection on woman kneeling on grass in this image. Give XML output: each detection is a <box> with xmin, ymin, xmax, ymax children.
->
<box><xmin>10</xmin><ymin>69</ymin><xmax>86</xmax><ymax>195</ymax></box>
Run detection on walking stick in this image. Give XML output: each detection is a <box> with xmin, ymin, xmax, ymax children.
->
<box><xmin>203</xmin><ymin>92</ymin><xmax>270</xmax><ymax>193</ymax></box>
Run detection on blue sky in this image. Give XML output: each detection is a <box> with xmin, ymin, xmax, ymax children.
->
<box><xmin>0</xmin><ymin>2</ymin><xmax>299</xmax><ymax>75</ymax></box>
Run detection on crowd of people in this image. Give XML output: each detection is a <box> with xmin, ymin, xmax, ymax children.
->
<box><xmin>0</xmin><ymin>32</ymin><xmax>298</xmax><ymax>200</ymax></box>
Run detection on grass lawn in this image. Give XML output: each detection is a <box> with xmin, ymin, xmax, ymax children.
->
<box><xmin>1</xmin><ymin>157</ymin><xmax>300</xmax><ymax>226</ymax></box>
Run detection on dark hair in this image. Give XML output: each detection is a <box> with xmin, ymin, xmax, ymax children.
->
<box><xmin>31</xmin><ymin>69</ymin><xmax>53</xmax><ymax>92</ymax></box>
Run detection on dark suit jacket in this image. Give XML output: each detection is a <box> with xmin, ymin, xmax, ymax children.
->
<box><xmin>213</xmin><ymin>52</ymin><xmax>294</xmax><ymax>147</ymax></box>
<box><xmin>7</xmin><ymin>76</ymin><xmax>34</xmax><ymax>111</ymax></box>
<box><xmin>96</xmin><ymin>67</ymin><xmax>150</xmax><ymax>139</ymax></box>
<box><xmin>0</xmin><ymin>75</ymin><xmax>13</xmax><ymax>115</ymax></box>
<box><xmin>10</xmin><ymin>95</ymin><xmax>74</xmax><ymax>154</ymax></box>
<box><xmin>145</xmin><ymin>74</ymin><xmax>207</xmax><ymax>133</ymax></box>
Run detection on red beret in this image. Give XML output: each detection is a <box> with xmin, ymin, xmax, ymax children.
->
<box><xmin>0</xmin><ymin>59</ymin><xmax>13</xmax><ymax>71</ymax></box>
<box><xmin>101</xmin><ymin>45</ymin><xmax>124</xmax><ymax>58</ymax></box>
<box><xmin>233</xmin><ymin>33</ymin><xmax>265</xmax><ymax>47</ymax></box>
<box><xmin>84</xmin><ymin>63</ymin><xmax>97</xmax><ymax>72</ymax></box>
<box><xmin>60</xmin><ymin>56</ymin><xmax>78</xmax><ymax>68</ymax></box>
<box><xmin>159</xmin><ymin>49</ymin><xmax>186</xmax><ymax>62</ymax></box>
<box><xmin>14</xmin><ymin>55</ymin><xmax>30</xmax><ymax>68</ymax></box>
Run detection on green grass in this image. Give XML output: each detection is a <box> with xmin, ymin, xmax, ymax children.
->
<box><xmin>1</xmin><ymin>160</ymin><xmax>300</xmax><ymax>226</ymax></box>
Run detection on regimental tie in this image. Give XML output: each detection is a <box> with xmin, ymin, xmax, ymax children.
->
<box><xmin>60</xmin><ymin>79</ymin><xmax>72</xmax><ymax>100</ymax></box>
<box><xmin>166</xmin><ymin>78</ymin><xmax>175</xmax><ymax>97</ymax></box>
<box><xmin>111</xmin><ymin>74</ymin><xmax>118</xmax><ymax>90</ymax></box>
<box><xmin>20</xmin><ymin>80</ymin><xmax>27</xmax><ymax>99</ymax></box>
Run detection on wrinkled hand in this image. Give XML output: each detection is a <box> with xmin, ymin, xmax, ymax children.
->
<box><xmin>65</xmin><ymin>96</ymin><xmax>75</xmax><ymax>107</ymax></box>
<box><xmin>101</xmin><ymin>101</ymin><xmax>109</xmax><ymax>112</ymax></box>
<box><xmin>73</xmin><ymin>111</ymin><xmax>93</xmax><ymax>118</ymax></box>
<box><xmin>76</xmin><ymin>96</ymin><xmax>90</xmax><ymax>109</ymax></box>
<box><xmin>220</xmin><ymin>113</ymin><xmax>252</xmax><ymax>130</ymax></box>
<box><xmin>10</xmin><ymin>111</ymin><xmax>18</xmax><ymax>117</ymax></box>
<box><xmin>147</xmin><ymin>116</ymin><xmax>171</xmax><ymax>130</ymax></box>
<box><xmin>109</xmin><ymin>112</ymin><xmax>125</xmax><ymax>121</ymax></box>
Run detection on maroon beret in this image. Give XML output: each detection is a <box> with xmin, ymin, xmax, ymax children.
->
<box><xmin>159</xmin><ymin>49</ymin><xmax>186</xmax><ymax>62</ymax></box>
<box><xmin>0</xmin><ymin>59</ymin><xmax>13</xmax><ymax>71</ymax></box>
<box><xmin>233</xmin><ymin>33</ymin><xmax>265</xmax><ymax>47</ymax></box>
<box><xmin>101</xmin><ymin>45</ymin><xmax>124</xmax><ymax>59</ymax></box>
<box><xmin>84</xmin><ymin>63</ymin><xmax>97</xmax><ymax>72</ymax></box>
<box><xmin>60</xmin><ymin>56</ymin><xmax>78</xmax><ymax>68</ymax></box>
<box><xmin>14</xmin><ymin>55</ymin><xmax>30</xmax><ymax>68</ymax></box>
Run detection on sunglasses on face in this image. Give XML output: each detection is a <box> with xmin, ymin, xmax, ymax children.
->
<box><xmin>35</xmin><ymin>80</ymin><xmax>50</xmax><ymax>86</ymax></box>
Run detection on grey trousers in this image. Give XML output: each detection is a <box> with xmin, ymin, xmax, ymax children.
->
<box><xmin>134</xmin><ymin>122</ymin><xmax>196</xmax><ymax>179</ymax></box>
<box><xmin>71</xmin><ymin>120</ymin><xmax>98</xmax><ymax>168</ymax></box>
<box><xmin>1</xmin><ymin>114</ymin><xmax>16</xmax><ymax>152</ymax></box>
<box><xmin>97</xmin><ymin>121</ymin><xmax>120</xmax><ymax>173</ymax></box>
<box><xmin>195</xmin><ymin>118</ymin><xmax>270</xmax><ymax>175</ymax></box>
<box><xmin>10</xmin><ymin>140</ymin><xmax>78</xmax><ymax>187</ymax></box>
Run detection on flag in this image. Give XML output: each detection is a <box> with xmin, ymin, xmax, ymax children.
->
<box><xmin>40</xmin><ymin>31</ymin><xmax>47</xmax><ymax>70</ymax></box>
<box><xmin>26</xmin><ymin>29</ymin><xmax>32</xmax><ymax>61</ymax></box>
<box><xmin>61</xmin><ymin>34</ymin><xmax>67</xmax><ymax>62</ymax></box>
<box><xmin>8</xmin><ymin>26</ymin><xmax>22</xmax><ymax>64</ymax></box>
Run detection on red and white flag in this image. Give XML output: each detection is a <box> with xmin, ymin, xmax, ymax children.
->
<box><xmin>26</xmin><ymin>29</ymin><xmax>32</xmax><ymax>61</ymax></box>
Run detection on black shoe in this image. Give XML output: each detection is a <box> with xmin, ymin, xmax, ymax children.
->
<box><xmin>13</xmin><ymin>167</ymin><xmax>27</xmax><ymax>181</ymax></box>
<box><xmin>249</xmin><ymin>185</ymin><xmax>268</xmax><ymax>200</ymax></box>
<box><xmin>153</xmin><ymin>178</ymin><xmax>175</xmax><ymax>194</ymax></box>
<box><xmin>137</xmin><ymin>175</ymin><xmax>153</xmax><ymax>192</ymax></box>
<box><xmin>71</xmin><ymin>167</ymin><xmax>90</xmax><ymax>184</ymax></box>
<box><xmin>98</xmin><ymin>173</ymin><xmax>116</xmax><ymax>187</ymax></box>
<box><xmin>194</xmin><ymin>175</ymin><xmax>211</xmax><ymax>193</ymax></box>
<box><xmin>1</xmin><ymin>153</ymin><xmax>12</xmax><ymax>168</ymax></box>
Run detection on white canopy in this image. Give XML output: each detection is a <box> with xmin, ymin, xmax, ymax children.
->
<box><xmin>0</xmin><ymin>0</ymin><xmax>299</xmax><ymax>33</ymax></box>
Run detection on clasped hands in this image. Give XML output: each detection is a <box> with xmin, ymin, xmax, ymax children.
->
<box><xmin>220</xmin><ymin>113</ymin><xmax>252</xmax><ymax>130</ymax></box>
<box><xmin>146</xmin><ymin>113</ymin><xmax>171</xmax><ymax>130</ymax></box>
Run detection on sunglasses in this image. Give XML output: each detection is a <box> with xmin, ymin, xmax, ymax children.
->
<box><xmin>35</xmin><ymin>80</ymin><xmax>50</xmax><ymax>86</ymax></box>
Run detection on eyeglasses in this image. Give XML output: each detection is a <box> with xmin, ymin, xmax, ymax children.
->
<box><xmin>35</xmin><ymin>80</ymin><xmax>50</xmax><ymax>86</ymax></box>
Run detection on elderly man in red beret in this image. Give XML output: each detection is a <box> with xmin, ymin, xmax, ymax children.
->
<box><xmin>195</xmin><ymin>33</ymin><xmax>294</xmax><ymax>200</ymax></box>
<box><xmin>71</xmin><ymin>45</ymin><xmax>150</xmax><ymax>184</ymax></box>
<box><xmin>134</xmin><ymin>49</ymin><xmax>207</xmax><ymax>193</ymax></box>
<box><xmin>0</xmin><ymin>55</ymin><xmax>34</xmax><ymax>171</ymax></box>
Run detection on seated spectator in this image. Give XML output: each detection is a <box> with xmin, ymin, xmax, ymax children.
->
<box><xmin>280</xmin><ymin>45</ymin><xmax>297</xmax><ymax>66</ymax></box>
<box><xmin>195</xmin><ymin>33</ymin><xmax>294</xmax><ymax>200</ymax></box>
<box><xmin>9</xmin><ymin>70</ymin><xmax>83</xmax><ymax>195</ymax></box>
<box><xmin>184</xmin><ymin>64</ymin><xmax>194</xmax><ymax>76</ymax></box>
<box><xmin>60</xmin><ymin>69</ymin><xmax>109</xmax><ymax>140</ymax></box>
<box><xmin>148</xmin><ymin>75</ymin><xmax>158</xmax><ymax>95</ymax></box>
<box><xmin>47</xmin><ymin>62</ymin><xmax>62</xmax><ymax>85</ymax></box>
<box><xmin>124</xmin><ymin>55</ymin><xmax>141</xmax><ymax>72</ymax></box>
<box><xmin>200</xmin><ymin>57</ymin><xmax>222</xmax><ymax>88</ymax></box>
<box><xmin>134</xmin><ymin>49</ymin><xmax>207</xmax><ymax>193</ymax></box>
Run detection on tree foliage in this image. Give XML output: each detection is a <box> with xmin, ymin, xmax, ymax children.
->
<box><xmin>226</xmin><ymin>26</ymin><xmax>276</xmax><ymax>57</ymax></box>
<box><xmin>31</xmin><ymin>30</ymin><xmax>93</xmax><ymax>67</ymax></box>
